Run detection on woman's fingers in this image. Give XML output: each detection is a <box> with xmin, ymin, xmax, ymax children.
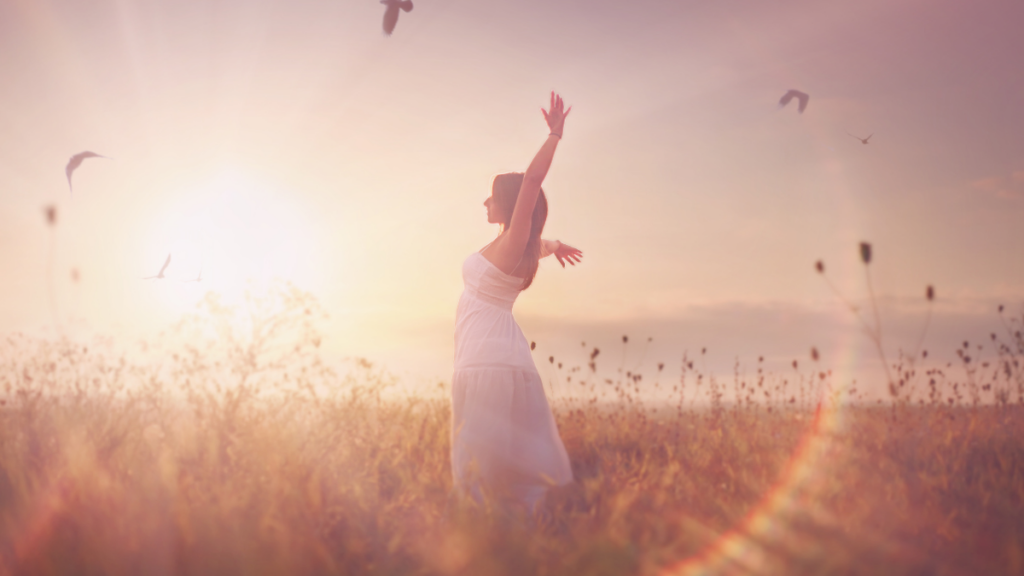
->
<box><xmin>554</xmin><ymin>248</ymin><xmax>582</xmax><ymax>267</ymax></box>
<box><xmin>542</xmin><ymin>93</ymin><xmax>570</xmax><ymax>132</ymax></box>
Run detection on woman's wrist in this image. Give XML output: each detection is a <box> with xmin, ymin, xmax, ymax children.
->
<box><xmin>549</xmin><ymin>132</ymin><xmax>562</xmax><ymax>139</ymax></box>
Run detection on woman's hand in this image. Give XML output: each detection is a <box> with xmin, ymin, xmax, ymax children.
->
<box><xmin>542</xmin><ymin>92</ymin><xmax>571</xmax><ymax>137</ymax></box>
<box><xmin>553</xmin><ymin>242</ymin><xmax>583</xmax><ymax>268</ymax></box>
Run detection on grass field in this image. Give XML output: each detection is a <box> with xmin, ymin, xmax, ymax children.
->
<box><xmin>1</xmin><ymin>288</ymin><xmax>1022</xmax><ymax>575</ymax></box>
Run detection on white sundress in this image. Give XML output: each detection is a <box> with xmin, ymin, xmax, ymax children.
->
<box><xmin>451</xmin><ymin>251</ymin><xmax>573</xmax><ymax>510</ymax></box>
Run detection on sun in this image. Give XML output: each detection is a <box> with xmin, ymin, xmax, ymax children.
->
<box><xmin>142</xmin><ymin>168</ymin><xmax>322</xmax><ymax>313</ymax></box>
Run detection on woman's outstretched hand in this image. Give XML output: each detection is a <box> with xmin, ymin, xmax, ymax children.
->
<box><xmin>542</xmin><ymin>92</ymin><xmax>571</xmax><ymax>137</ymax></box>
<box><xmin>554</xmin><ymin>242</ymin><xmax>583</xmax><ymax>268</ymax></box>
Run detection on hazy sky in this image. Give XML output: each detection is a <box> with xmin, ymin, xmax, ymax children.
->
<box><xmin>2</xmin><ymin>0</ymin><xmax>1022</xmax><ymax>393</ymax></box>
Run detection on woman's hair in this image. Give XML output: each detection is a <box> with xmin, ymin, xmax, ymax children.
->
<box><xmin>492</xmin><ymin>172</ymin><xmax>547</xmax><ymax>290</ymax></box>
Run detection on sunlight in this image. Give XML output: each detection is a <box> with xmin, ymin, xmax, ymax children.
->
<box><xmin>142</xmin><ymin>168</ymin><xmax>321</xmax><ymax>314</ymax></box>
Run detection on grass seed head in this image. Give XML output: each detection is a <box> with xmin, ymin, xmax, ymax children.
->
<box><xmin>926</xmin><ymin>285</ymin><xmax>935</xmax><ymax>301</ymax></box>
<box><xmin>859</xmin><ymin>242</ymin><xmax>872</xmax><ymax>264</ymax></box>
<box><xmin>815</xmin><ymin>260</ymin><xmax>824</xmax><ymax>274</ymax></box>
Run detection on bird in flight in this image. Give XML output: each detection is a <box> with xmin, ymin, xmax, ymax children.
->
<box><xmin>144</xmin><ymin>254</ymin><xmax>172</xmax><ymax>280</ymax></box>
<box><xmin>847</xmin><ymin>132</ymin><xmax>873</xmax><ymax>145</ymax></box>
<box><xmin>381</xmin><ymin>0</ymin><xmax>413</xmax><ymax>36</ymax></box>
<box><xmin>66</xmin><ymin>151</ymin><xmax>108</xmax><ymax>196</ymax></box>
<box><xmin>778</xmin><ymin>90</ymin><xmax>810</xmax><ymax>114</ymax></box>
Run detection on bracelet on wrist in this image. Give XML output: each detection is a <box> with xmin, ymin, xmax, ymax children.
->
<box><xmin>549</xmin><ymin>132</ymin><xmax>562</xmax><ymax>139</ymax></box>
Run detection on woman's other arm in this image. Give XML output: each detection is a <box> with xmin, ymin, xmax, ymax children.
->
<box><xmin>540</xmin><ymin>239</ymin><xmax>583</xmax><ymax>267</ymax></box>
<box><xmin>539</xmin><ymin>239</ymin><xmax>559</xmax><ymax>258</ymax></box>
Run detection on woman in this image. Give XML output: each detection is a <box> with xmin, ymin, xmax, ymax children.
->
<box><xmin>451</xmin><ymin>92</ymin><xmax>580</xmax><ymax>512</ymax></box>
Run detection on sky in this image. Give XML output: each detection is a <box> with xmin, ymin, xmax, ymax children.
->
<box><xmin>1</xmin><ymin>0</ymin><xmax>1022</xmax><ymax>396</ymax></box>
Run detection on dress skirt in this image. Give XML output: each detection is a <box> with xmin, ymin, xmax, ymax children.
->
<box><xmin>451</xmin><ymin>253</ymin><xmax>573</xmax><ymax>510</ymax></box>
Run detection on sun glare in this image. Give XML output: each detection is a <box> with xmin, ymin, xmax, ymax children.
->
<box><xmin>142</xmin><ymin>169</ymin><xmax>321</xmax><ymax>313</ymax></box>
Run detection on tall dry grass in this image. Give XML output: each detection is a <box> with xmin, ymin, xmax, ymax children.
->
<box><xmin>1</xmin><ymin>283</ymin><xmax>1023</xmax><ymax>575</ymax></box>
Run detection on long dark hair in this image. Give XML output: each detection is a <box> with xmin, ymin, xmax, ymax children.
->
<box><xmin>492</xmin><ymin>172</ymin><xmax>547</xmax><ymax>290</ymax></box>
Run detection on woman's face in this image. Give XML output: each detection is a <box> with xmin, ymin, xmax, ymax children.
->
<box><xmin>484</xmin><ymin>194</ymin><xmax>504</xmax><ymax>224</ymax></box>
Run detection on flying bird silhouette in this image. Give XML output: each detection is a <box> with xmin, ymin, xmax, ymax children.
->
<box><xmin>778</xmin><ymin>90</ymin><xmax>810</xmax><ymax>113</ymax></box>
<box><xmin>847</xmin><ymin>132</ymin><xmax>873</xmax><ymax>145</ymax></box>
<box><xmin>381</xmin><ymin>0</ymin><xmax>413</xmax><ymax>36</ymax></box>
<box><xmin>143</xmin><ymin>254</ymin><xmax>172</xmax><ymax>280</ymax></box>
<box><xmin>65</xmin><ymin>151</ymin><xmax>107</xmax><ymax>195</ymax></box>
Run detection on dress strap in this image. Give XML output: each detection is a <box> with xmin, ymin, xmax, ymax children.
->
<box><xmin>479</xmin><ymin>237</ymin><xmax>526</xmax><ymax>275</ymax></box>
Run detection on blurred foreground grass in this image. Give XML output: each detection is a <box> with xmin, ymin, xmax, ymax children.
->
<box><xmin>1</xmin><ymin>286</ymin><xmax>1022</xmax><ymax>575</ymax></box>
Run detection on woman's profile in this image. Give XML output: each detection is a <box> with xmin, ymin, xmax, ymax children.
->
<box><xmin>451</xmin><ymin>92</ymin><xmax>581</xmax><ymax>512</ymax></box>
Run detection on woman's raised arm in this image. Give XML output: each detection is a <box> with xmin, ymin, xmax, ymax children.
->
<box><xmin>490</xmin><ymin>93</ymin><xmax>570</xmax><ymax>269</ymax></box>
